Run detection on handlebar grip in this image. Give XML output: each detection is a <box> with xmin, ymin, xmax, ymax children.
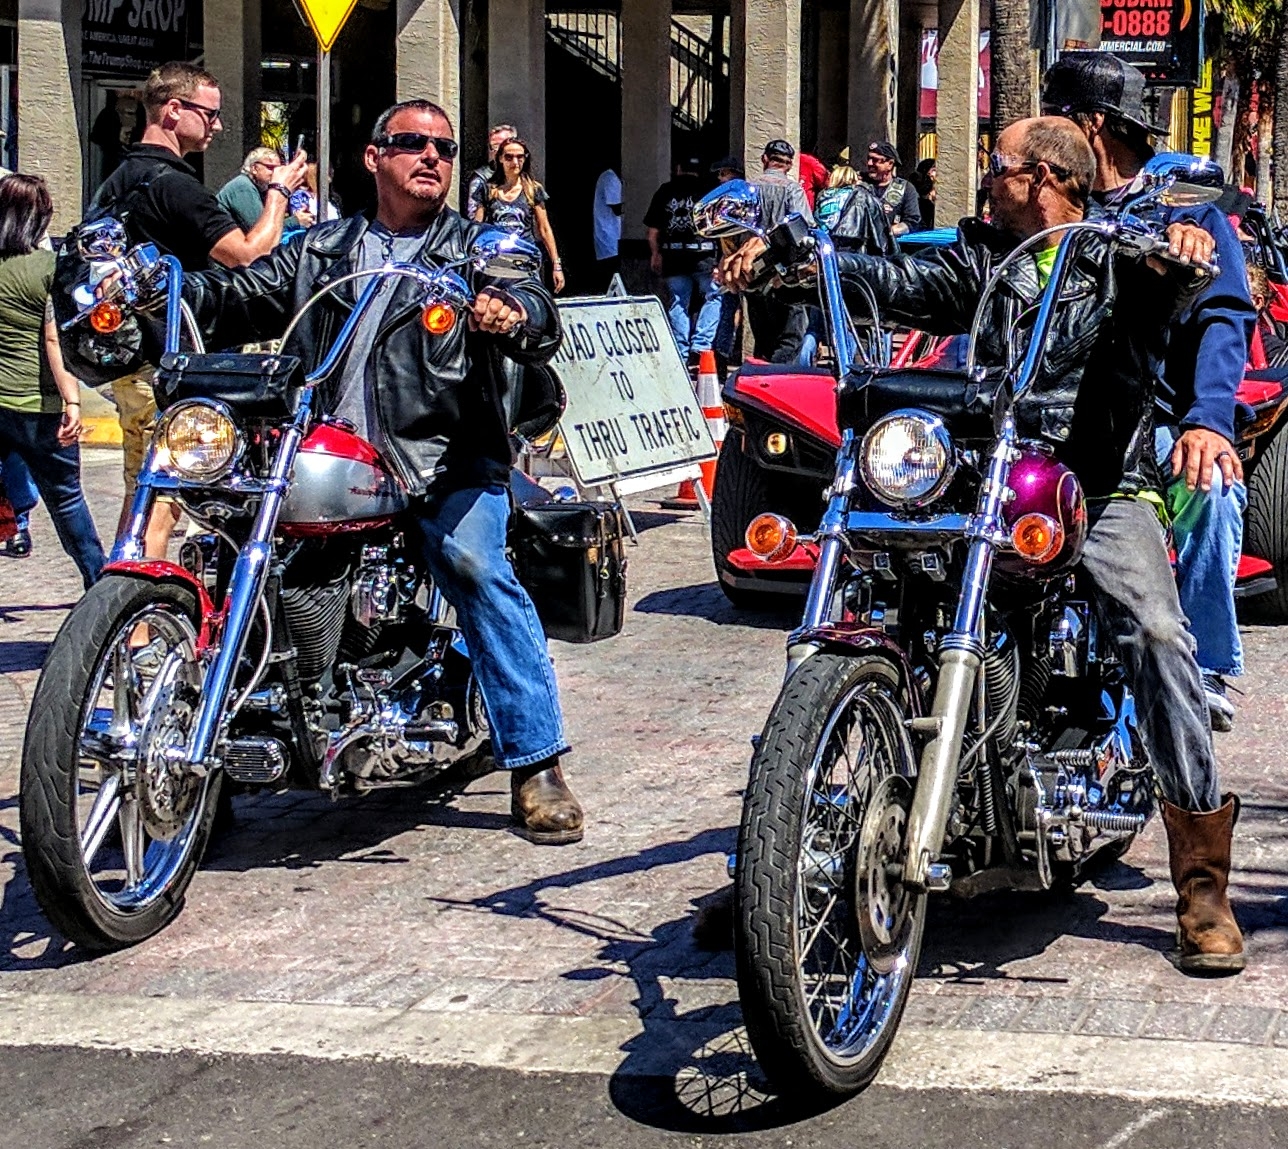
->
<box><xmin>1138</xmin><ymin>233</ymin><xmax>1219</xmax><ymax>278</ymax></box>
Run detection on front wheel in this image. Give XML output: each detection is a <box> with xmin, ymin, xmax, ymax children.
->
<box><xmin>735</xmin><ymin>653</ymin><xmax>925</xmax><ymax>1098</ymax></box>
<box><xmin>20</xmin><ymin>575</ymin><xmax>222</xmax><ymax>951</ymax></box>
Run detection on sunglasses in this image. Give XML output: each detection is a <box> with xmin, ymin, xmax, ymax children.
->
<box><xmin>988</xmin><ymin>151</ymin><xmax>1072</xmax><ymax>181</ymax></box>
<box><xmin>374</xmin><ymin>132</ymin><xmax>459</xmax><ymax>160</ymax></box>
<box><xmin>178</xmin><ymin>99</ymin><xmax>222</xmax><ymax>127</ymax></box>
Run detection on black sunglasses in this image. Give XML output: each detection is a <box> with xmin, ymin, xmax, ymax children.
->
<box><xmin>374</xmin><ymin>132</ymin><xmax>459</xmax><ymax>160</ymax></box>
<box><xmin>178</xmin><ymin>99</ymin><xmax>223</xmax><ymax>127</ymax></box>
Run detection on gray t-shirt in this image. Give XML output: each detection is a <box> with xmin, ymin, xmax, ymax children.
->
<box><xmin>332</xmin><ymin>224</ymin><xmax>427</xmax><ymax>451</ymax></box>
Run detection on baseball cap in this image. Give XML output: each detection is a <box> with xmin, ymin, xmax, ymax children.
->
<box><xmin>710</xmin><ymin>153</ymin><xmax>745</xmax><ymax>176</ymax></box>
<box><xmin>764</xmin><ymin>139</ymin><xmax>795</xmax><ymax>161</ymax></box>
<box><xmin>1041</xmin><ymin>51</ymin><xmax>1166</xmax><ymax>136</ymax></box>
<box><xmin>867</xmin><ymin>140</ymin><xmax>901</xmax><ymax>165</ymax></box>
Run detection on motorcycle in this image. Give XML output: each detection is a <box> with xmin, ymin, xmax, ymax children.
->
<box><xmin>20</xmin><ymin>224</ymin><xmax>575</xmax><ymax>951</ymax></box>
<box><xmin>693</xmin><ymin>168</ymin><xmax>1221</xmax><ymax>1097</ymax></box>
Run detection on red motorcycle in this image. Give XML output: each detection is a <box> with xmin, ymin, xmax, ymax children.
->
<box><xmin>21</xmin><ymin>224</ymin><xmax>618</xmax><ymax>951</ymax></box>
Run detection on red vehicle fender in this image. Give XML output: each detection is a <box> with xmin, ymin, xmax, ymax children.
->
<box><xmin>101</xmin><ymin>560</ymin><xmax>223</xmax><ymax>652</ymax></box>
<box><xmin>727</xmin><ymin>362</ymin><xmax>842</xmax><ymax>447</ymax></box>
<box><xmin>794</xmin><ymin>623</ymin><xmax>928</xmax><ymax>717</ymax></box>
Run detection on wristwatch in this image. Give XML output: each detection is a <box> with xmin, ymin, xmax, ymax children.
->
<box><xmin>268</xmin><ymin>182</ymin><xmax>292</xmax><ymax>200</ymax></box>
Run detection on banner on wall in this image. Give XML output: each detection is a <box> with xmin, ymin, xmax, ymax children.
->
<box><xmin>919</xmin><ymin>30</ymin><xmax>991</xmax><ymax>120</ymax></box>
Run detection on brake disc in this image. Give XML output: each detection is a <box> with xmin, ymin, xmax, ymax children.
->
<box><xmin>135</xmin><ymin>653</ymin><xmax>203</xmax><ymax>842</ymax></box>
<box><xmin>854</xmin><ymin>773</ymin><xmax>917</xmax><ymax>975</ymax></box>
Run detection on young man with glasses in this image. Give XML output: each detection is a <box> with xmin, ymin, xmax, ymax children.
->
<box><xmin>171</xmin><ymin>99</ymin><xmax>583</xmax><ymax>846</ymax></box>
<box><xmin>93</xmin><ymin>61</ymin><xmax>310</xmax><ymax>559</ymax></box>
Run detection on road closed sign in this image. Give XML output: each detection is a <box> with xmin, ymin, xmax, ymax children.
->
<box><xmin>551</xmin><ymin>296</ymin><xmax>716</xmax><ymax>488</ymax></box>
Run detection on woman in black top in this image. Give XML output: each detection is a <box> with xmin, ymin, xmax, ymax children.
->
<box><xmin>473</xmin><ymin>138</ymin><xmax>564</xmax><ymax>293</ymax></box>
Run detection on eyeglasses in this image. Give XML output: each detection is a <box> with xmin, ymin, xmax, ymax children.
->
<box><xmin>374</xmin><ymin>132</ymin><xmax>459</xmax><ymax>160</ymax></box>
<box><xmin>178</xmin><ymin>99</ymin><xmax>223</xmax><ymax>127</ymax></box>
<box><xmin>988</xmin><ymin>151</ymin><xmax>1072</xmax><ymax>181</ymax></box>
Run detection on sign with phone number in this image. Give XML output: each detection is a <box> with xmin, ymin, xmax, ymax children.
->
<box><xmin>1098</xmin><ymin>0</ymin><xmax>1201</xmax><ymax>86</ymax></box>
<box><xmin>551</xmin><ymin>296</ymin><xmax>716</xmax><ymax>488</ymax></box>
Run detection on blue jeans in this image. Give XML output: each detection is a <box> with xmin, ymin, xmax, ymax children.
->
<box><xmin>415</xmin><ymin>485</ymin><xmax>569</xmax><ymax>769</ymax></box>
<box><xmin>1155</xmin><ymin>425</ymin><xmax>1245</xmax><ymax>677</ymax></box>
<box><xmin>2</xmin><ymin>448</ymin><xmax>37</xmax><ymax>532</ymax></box>
<box><xmin>664</xmin><ymin>271</ymin><xmax>722</xmax><ymax>359</ymax></box>
<box><xmin>0</xmin><ymin>410</ymin><xmax>105</xmax><ymax>588</ymax></box>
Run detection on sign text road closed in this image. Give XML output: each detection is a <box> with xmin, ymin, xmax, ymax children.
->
<box><xmin>552</xmin><ymin>296</ymin><xmax>716</xmax><ymax>488</ymax></box>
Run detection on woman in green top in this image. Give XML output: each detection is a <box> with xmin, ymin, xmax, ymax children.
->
<box><xmin>0</xmin><ymin>174</ymin><xmax>105</xmax><ymax>588</ymax></box>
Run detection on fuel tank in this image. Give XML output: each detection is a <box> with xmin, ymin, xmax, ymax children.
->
<box><xmin>994</xmin><ymin>445</ymin><xmax>1088</xmax><ymax>575</ymax></box>
<box><xmin>279</xmin><ymin>422</ymin><xmax>408</xmax><ymax>536</ymax></box>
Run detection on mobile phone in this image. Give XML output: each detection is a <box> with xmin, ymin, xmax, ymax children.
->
<box><xmin>293</xmin><ymin>134</ymin><xmax>305</xmax><ymax>160</ymax></box>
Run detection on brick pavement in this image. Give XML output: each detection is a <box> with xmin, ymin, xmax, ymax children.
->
<box><xmin>2</xmin><ymin>448</ymin><xmax>1288</xmax><ymax>1088</ymax></box>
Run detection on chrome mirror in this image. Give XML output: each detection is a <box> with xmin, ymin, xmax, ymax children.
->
<box><xmin>470</xmin><ymin>227</ymin><xmax>542</xmax><ymax>280</ymax></box>
<box><xmin>693</xmin><ymin>179</ymin><xmax>766</xmax><ymax>240</ymax></box>
<box><xmin>1140</xmin><ymin>152</ymin><xmax>1225</xmax><ymax>207</ymax></box>
<box><xmin>76</xmin><ymin>217</ymin><xmax>130</xmax><ymax>261</ymax></box>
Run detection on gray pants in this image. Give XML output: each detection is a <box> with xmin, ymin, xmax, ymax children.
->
<box><xmin>1078</xmin><ymin>497</ymin><xmax>1221</xmax><ymax>812</ymax></box>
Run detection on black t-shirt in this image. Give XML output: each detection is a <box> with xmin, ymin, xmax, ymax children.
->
<box><xmin>482</xmin><ymin>182</ymin><xmax>549</xmax><ymax>252</ymax></box>
<box><xmin>93</xmin><ymin>144</ymin><xmax>240</xmax><ymax>272</ymax></box>
<box><xmin>643</xmin><ymin>177</ymin><xmax>716</xmax><ymax>275</ymax></box>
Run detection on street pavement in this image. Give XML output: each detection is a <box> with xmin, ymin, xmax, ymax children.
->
<box><xmin>2</xmin><ymin>448</ymin><xmax>1288</xmax><ymax>1147</ymax></box>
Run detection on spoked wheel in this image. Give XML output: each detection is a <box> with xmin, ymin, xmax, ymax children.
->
<box><xmin>735</xmin><ymin>653</ymin><xmax>925</xmax><ymax>1099</ymax></box>
<box><xmin>20</xmin><ymin>576</ymin><xmax>222</xmax><ymax>951</ymax></box>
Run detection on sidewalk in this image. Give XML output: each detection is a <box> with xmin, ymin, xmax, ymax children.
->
<box><xmin>2</xmin><ymin>447</ymin><xmax>1287</xmax><ymax>1108</ymax></box>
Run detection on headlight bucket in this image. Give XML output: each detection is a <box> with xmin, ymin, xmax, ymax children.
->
<box><xmin>158</xmin><ymin>400</ymin><xmax>242</xmax><ymax>481</ymax></box>
<box><xmin>859</xmin><ymin>409</ymin><xmax>955</xmax><ymax>508</ymax></box>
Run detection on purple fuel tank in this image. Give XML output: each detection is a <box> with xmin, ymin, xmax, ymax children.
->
<box><xmin>994</xmin><ymin>445</ymin><xmax>1088</xmax><ymax>575</ymax></box>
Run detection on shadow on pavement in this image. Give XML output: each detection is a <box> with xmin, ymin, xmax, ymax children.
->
<box><xmin>634</xmin><ymin>582</ymin><xmax>798</xmax><ymax>630</ymax></box>
<box><xmin>0</xmin><ymin>641</ymin><xmax>51</xmax><ymax>673</ymax></box>
<box><xmin>0</xmin><ymin>797</ymin><xmax>86</xmax><ymax>972</ymax></box>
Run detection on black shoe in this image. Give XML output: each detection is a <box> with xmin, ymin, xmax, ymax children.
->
<box><xmin>3</xmin><ymin>529</ymin><xmax>31</xmax><ymax>558</ymax></box>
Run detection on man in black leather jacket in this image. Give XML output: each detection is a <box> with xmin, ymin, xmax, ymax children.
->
<box><xmin>179</xmin><ymin>99</ymin><xmax>584</xmax><ymax>845</ymax></box>
<box><xmin>731</xmin><ymin>115</ymin><xmax>1246</xmax><ymax>972</ymax></box>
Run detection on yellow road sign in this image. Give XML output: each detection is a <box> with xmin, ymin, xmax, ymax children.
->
<box><xmin>294</xmin><ymin>0</ymin><xmax>358</xmax><ymax>52</ymax></box>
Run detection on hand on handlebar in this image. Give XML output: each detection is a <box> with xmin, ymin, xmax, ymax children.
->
<box><xmin>469</xmin><ymin>287</ymin><xmax>528</xmax><ymax>335</ymax></box>
<box><xmin>717</xmin><ymin>236</ymin><xmax>769</xmax><ymax>293</ymax></box>
<box><xmin>1145</xmin><ymin>222</ymin><xmax>1217</xmax><ymax>276</ymax></box>
<box><xmin>1171</xmin><ymin>427</ymin><xmax>1243</xmax><ymax>492</ymax></box>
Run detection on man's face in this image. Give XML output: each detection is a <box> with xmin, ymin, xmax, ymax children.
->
<box><xmin>170</xmin><ymin>83</ymin><xmax>222</xmax><ymax>154</ymax></box>
<box><xmin>986</xmin><ymin>123</ymin><xmax>1040</xmax><ymax>237</ymax></box>
<box><xmin>488</xmin><ymin>129</ymin><xmax>515</xmax><ymax>162</ymax></box>
<box><xmin>866</xmin><ymin>150</ymin><xmax>894</xmax><ymax>183</ymax></box>
<box><xmin>249</xmin><ymin>154</ymin><xmax>281</xmax><ymax>190</ymax></box>
<box><xmin>365</xmin><ymin>108</ymin><xmax>455</xmax><ymax>215</ymax></box>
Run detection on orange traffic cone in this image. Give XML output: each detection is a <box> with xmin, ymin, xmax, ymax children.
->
<box><xmin>660</xmin><ymin>351</ymin><xmax>712</xmax><ymax>510</ymax></box>
<box><xmin>696</xmin><ymin>349</ymin><xmax>724</xmax><ymax>498</ymax></box>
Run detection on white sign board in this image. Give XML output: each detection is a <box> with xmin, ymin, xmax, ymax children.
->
<box><xmin>551</xmin><ymin>296</ymin><xmax>717</xmax><ymax>489</ymax></box>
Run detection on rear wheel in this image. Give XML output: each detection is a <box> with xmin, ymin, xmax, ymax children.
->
<box><xmin>20</xmin><ymin>576</ymin><xmax>221</xmax><ymax>951</ymax></box>
<box><xmin>1245</xmin><ymin>426</ymin><xmax>1288</xmax><ymax>621</ymax></box>
<box><xmin>735</xmin><ymin>653</ymin><xmax>924</xmax><ymax>1098</ymax></box>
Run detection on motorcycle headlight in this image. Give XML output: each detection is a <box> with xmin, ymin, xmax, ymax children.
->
<box><xmin>860</xmin><ymin>409</ymin><xmax>955</xmax><ymax>507</ymax></box>
<box><xmin>159</xmin><ymin>400</ymin><xmax>241</xmax><ymax>481</ymax></box>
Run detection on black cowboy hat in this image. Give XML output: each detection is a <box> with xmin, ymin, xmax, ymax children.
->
<box><xmin>1041</xmin><ymin>51</ymin><xmax>1167</xmax><ymax>136</ymax></box>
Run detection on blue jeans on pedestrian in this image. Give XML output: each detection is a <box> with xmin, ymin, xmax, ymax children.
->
<box><xmin>414</xmin><ymin>485</ymin><xmax>570</xmax><ymax>769</ymax></box>
<box><xmin>0</xmin><ymin>410</ymin><xmax>105</xmax><ymax>588</ymax></box>
<box><xmin>664</xmin><ymin>271</ymin><xmax>722</xmax><ymax>359</ymax></box>
<box><xmin>1155</xmin><ymin>425</ymin><xmax>1245</xmax><ymax>677</ymax></box>
<box><xmin>2</xmin><ymin>448</ymin><xmax>38</xmax><ymax>532</ymax></box>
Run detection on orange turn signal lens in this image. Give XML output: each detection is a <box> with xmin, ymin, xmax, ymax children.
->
<box><xmin>88</xmin><ymin>300</ymin><xmax>124</xmax><ymax>334</ymax></box>
<box><xmin>422</xmin><ymin>302</ymin><xmax>457</xmax><ymax>335</ymax></box>
<box><xmin>745</xmin><ymin>513</ymin><xmax>798</xmax><ymax>563</ymax></box>
<box><xmin>1010</xmin><ymin>512</ymin><xmax>1064</xmax><ymax>564</ymax></box>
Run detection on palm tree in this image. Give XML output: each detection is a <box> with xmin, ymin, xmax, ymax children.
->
<box><xmin>990</xmin><ymin>0</ymin><xmax>1033</xmax><ymax>131</ymax></box>
<box><xmin>1274</xmin><ymin>12</ymin><xmax>1288</xmax><ymax>216</ymax></box>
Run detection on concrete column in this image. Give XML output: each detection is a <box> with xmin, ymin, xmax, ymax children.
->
<box><xmin>397</xmin><ymin>0</ymin><xmax>460</xmax><ymax>201</ymax></box>
<box><xmin>487</xmin><ymin>0</ymin><xmax>544</xmax><ymax>177</ymax></box>
<box><xmin>17</xmin><ymin>0</ymin><xmax>83</xmax><ymax>232</ymax></box>
<box><xmin>935</xmin><ymin>0</ymin><xmax>979</xmax><ymax>220</ymax></box>
<box><xmin>734</xmin><ymin>0</ymin><xmax>801</xmax><ymax>174</ymax></box>
<box><xmin>620</xmin><ymin>0</ymin><xmax>670</xmax><ymax>243</ymax></box>
<box><xmin>848</xmin><ymin>0</ymin><xmax>896</xmax><ymax>152</ymax></box>
<box><xmin>204</xmin><ymin>0</ymin><xmax>262</xmax><ymax>188</ymax></box>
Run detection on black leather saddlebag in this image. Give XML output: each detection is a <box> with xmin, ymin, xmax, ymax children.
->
<box><xmin>837</xmin><ymin>365</ymin><xmax>1007</xmax><ymax>439</ymax></box>
<box><xmin>154</xmin><ymin>352</ymin><xmax>306</xmax><ymax>417</ymax></box>
<box><xmin>510</xmin><ymin>499</ymin><xmax>627</xmax><ymax>644</ymax></box>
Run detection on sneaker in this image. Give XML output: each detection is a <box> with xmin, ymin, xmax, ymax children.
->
<box><xmin>1202</xmin><ymin>671</ymin><xmax>1236</xmax><ymax>732</ymax></box>
<box><xmin>2</xmin><ymin>529</ymin><xmax>31</xmax><ymax>558</ymax></box>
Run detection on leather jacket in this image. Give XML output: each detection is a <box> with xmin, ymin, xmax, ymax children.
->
<box><xmin>837</xmin><ymin>217</ymin><xmax>1201</xmax><ymax>498</ymax></box>
<box><xmin>825</xmin><ymin>184</ymin><xmax>896</xmax><ymax>256</ymax></box>
<box><xmin>180</xmin><ymin>209</ymin><xmax>562</xmax><ymax>496</ymax></box>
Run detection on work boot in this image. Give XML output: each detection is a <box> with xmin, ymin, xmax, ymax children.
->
<box><xmin>1160</xmin><ymin>793</ymin><xmax>1246</xmax><ymax>975</ymax></box>
<box><xmin>510</xmin><ymin>758</ymin><xmax>583</xmax><ymax>845</ymax></box>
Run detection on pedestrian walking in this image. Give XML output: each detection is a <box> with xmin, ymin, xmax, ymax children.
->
<box><xmin>0</xmin><ymin>174</ymin><xmax>106</xmax><ymax>589</ymax></box>
<box><xmin>93</xmin><ymin>61</ymin><xmax>309</xmax><ymax>559</ymax></box>
<box><xmin>862</xmin><ymin>140</ymin><xmax>920</xmax><ymax>235</ymax></box>
<box><xmin>1</xmin><ymin>450</ymin><xmax>37</xmax><ymax>557</ymax></box>
<box><xmin>645</xmin><ymin>156</ymin><xmax>720</xmax><ymax>363</ymax></box>
<box><xmin>474</xmin><ymin>137</ymin><xmax>564</xmax><ymax>293</ymax></box>
<box><xmin>465</xmin><ymin>123</ymin><xmax>517</xmax><ymax>221</ymax></box>
<box><xmin>591</xmin><ymin>165</ymin><xmax>622</xmax><ymax>290</ymax></box>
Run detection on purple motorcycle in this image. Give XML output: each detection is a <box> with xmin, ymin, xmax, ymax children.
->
<box><xmin>692</xmin><ymin>179</ymin><xmax>1217</xmax><ymax>1098</ymax></box>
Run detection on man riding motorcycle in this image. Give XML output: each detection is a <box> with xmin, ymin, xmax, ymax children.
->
<box><xmin>165</xmin><ymin>98</ymin><xmax>584</xmax><ymax>845</ymax></box>
<box><xmin>723</xmin><ymin>115</ymin><xmax>1245</xmax><ymax>973</ymax></box>
<box><xmin>1044</xmin><ymin>51</ymin><xmax>1256</xmax><ymax>732</ymax></box>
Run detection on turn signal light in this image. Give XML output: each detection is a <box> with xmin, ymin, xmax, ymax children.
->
<box><xmin>422</xmin><ymin>302</ymin><xmax>457</xmax><ymax>335</ymax></box>
<box><xmin>1010</xmin><ymin>512</ymin><xmax>1064</xmax><ymax>564</ymax></box>
<box><xmin>88</xmin><ymin>300</ymin><xmax>124</xmax><ymax>334</ymax></box>
<box><xmin>745</xmin><ymin>513</ymin><xmax>798</xmax><ymax>563</ymax></box>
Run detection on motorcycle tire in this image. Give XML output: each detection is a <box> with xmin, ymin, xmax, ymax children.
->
<box><xmin>1245</xmin><ymin>424</ymin><xmax>1288</xmax><ymax>622</ymax></box>
<box><xmin>735</xmin><ymin>652</ymin><xmax>924</xmax><ymax>1099</ymax></box>
<box><xmin>20</xmin><ymin>575</ymin><xmax>222</xmax><ymax>951</ymax></box>
<box><xmin>710</xmin><ymin>433</ymin><xmax>795</xmax><ymax>613</ymax></box>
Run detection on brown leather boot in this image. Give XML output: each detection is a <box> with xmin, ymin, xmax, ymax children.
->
<box><xmin>1160</xmin><ymin>793</ymin><xmax>1246</xmax><ymax>975</ymax></box>
<box><xmin>510</xmin><ymin>759</ymin><xmax>584</xmax><ymax>845</ymax></box>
